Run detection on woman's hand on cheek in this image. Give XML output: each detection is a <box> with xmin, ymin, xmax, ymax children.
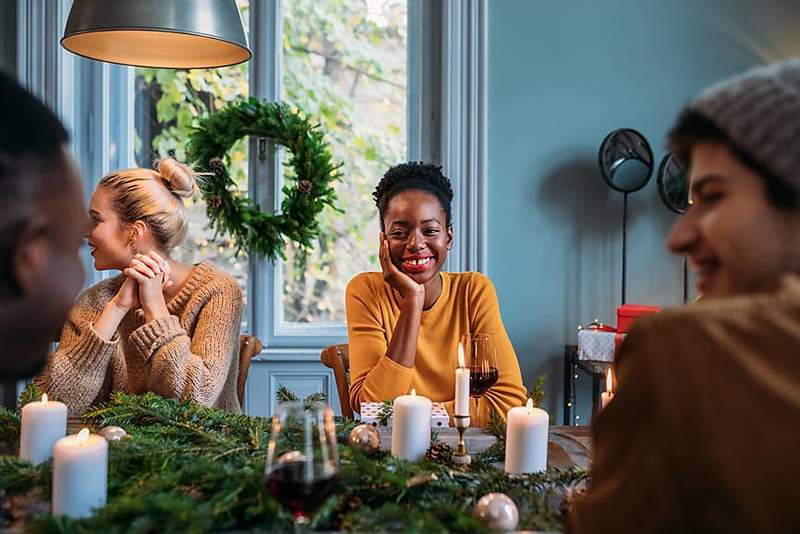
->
<box><xmin>378</xmin><ymin>232</ymin><xmax>424</xmax><ymax>304</ymax></box>
<box><xmin>124</xmin><ymin>257</ymin><xmax>170</xmax><ymax>322</ymax></box>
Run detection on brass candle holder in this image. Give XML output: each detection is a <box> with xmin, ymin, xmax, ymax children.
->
<box><xmin>452</xmin><ymin>414</ymin><xmax>471</xmax><ymax>465</ymax></box>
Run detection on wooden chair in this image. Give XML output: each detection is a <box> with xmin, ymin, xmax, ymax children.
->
<box><xmin>320</xmin><ymin>344</ymin><xmax>352</xmax><ymax>418</ymax></box>
<box><xmin>237</xmin><ymin>334</ymin><xmax>263</xmax><ymax>409</ymax></box>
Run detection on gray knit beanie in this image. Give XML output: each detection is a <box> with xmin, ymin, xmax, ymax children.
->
<box><xmin>684</xmin><ymin>58</ymin><xmax>800</xmax><ymax>192</ymax></box>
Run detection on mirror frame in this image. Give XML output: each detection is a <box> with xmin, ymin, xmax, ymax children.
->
<box><xmin>656</xmin><ymin>151</ymin><xmax>689</xmax><ymax>214</ymax></box>
<box><xmin>598</xmin><ymin>128</ymin><xmax>654</xmax><ymax>194</ymax></box>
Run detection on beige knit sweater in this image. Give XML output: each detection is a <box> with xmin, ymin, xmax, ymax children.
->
<box><xmin>35</xmin><ymin>261</ymin><xmax>243</xmax><ymax>416</ymax></box>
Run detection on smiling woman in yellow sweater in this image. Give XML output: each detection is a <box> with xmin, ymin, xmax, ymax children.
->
<box><xmin>35</xmin><ymin>159</ymin><xmax>242</xmax><ymax>416</ymax></box>
<box><xmin>346</xmin><ymin>162</ymin><xmax>526</xmax><ymax>425</ymax></box>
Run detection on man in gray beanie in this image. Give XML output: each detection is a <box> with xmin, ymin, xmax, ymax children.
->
<box><xmin>568</xmin><ymin>59</ymin><xmax>800</xmax><ymax>533</ymax></box>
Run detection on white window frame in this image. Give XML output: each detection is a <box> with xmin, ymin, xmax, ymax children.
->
<box><xmin>14</xmin><ymin>0</ymin><xmax>488</xmax><ymax>355</ymax></box>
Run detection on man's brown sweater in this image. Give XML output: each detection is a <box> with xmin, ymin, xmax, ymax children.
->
<box><xmin>568</xmin><ymin>275</ymin><xmax>800</xmax><ymax>533</ymax></box>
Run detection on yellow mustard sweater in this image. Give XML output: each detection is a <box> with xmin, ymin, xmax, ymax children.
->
<box><xmin>346</xmin><ymin>271</ymin><xmax>527</xmax><ymax>425</ymax></box>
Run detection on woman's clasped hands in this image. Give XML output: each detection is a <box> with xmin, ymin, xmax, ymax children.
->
<box><xmin>110</xmin><ymin>251</ymin><xmax>173</xmax><ymax>322</ymax></box>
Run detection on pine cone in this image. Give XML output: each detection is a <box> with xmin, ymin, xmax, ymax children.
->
<box><xmin>425</xmin><ymin>441</ymin><xmax>454</xmax><ymax>464</ymax></box>
<box><xmin>208</xmin><ymin>157</ymin><xmax>225</xmax><ymax>174</ymax></box>
<box><xmin>297</xmin><ymin>179</ymin><xmax>313</xmax><ymax>194</ymax></box>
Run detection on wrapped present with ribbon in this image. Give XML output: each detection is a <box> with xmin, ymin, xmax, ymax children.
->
<box><xmin>578</xmin><ymin>305</ymin><xmax>663</xmax><ymax>362</ymax></box>
<box><xmin>617</xmin><ymin>304</ymin><xmax>661</xmax><ymax>333</ymax></box>
<box><xmin>360</xmin><ymin>401</ymin><xmax>450</xmax><ymax>428</ymax></box>
<box><xmin>577</xmin><ymin>319</ymin><xmax>623</xmax><ymax>362</ymax></box>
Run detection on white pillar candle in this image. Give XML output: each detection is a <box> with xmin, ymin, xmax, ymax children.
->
<box><xmin>52</xmin><ymin>428</ymin><xmax>108</xmax><ymax>518</ymax></box>
<box><xmin>600</xmin><ymin>368</ymin><xmax>614</xmax><ymax>410</ymax></box>
<box><xmin>19</xmin><ymin>394</ymin><xmax>67</xmax><ymax>465</ymax></box>
<box><xmin>454</xmin><ymin>343</ymin><xmax>470</xmax><ymax>420</ymax></box>
<box><xmin>391</xmin><ymin>389</ymin><xmax>431</xmax><ymax>461</ymax></box>
<box><xmin>504</xmin><ymin>399</ymin><xmax>549</xmax><ymax>474</ymax></box>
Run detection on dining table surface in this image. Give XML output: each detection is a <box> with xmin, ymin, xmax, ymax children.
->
<box><xmin>376</xmin><ymin>424</ymin><xmax>592</xmax><ymax>469</ymax></box>
<box><xmin>66</xmin><ymin>417</ymin><xmax>592</xmax><ymax>469</ymax></box>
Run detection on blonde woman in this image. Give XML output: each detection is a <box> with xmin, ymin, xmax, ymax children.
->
<box><xmin>36</xmin><ymin>158</ymin><xmax>243</xmax><ymax>415</ymax></box>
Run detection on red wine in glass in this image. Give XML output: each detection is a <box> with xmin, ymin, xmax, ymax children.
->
<box><xmin>469</xmin><ymin>366</ymin><xmax>499</xmax><ymax>397</ymax></box>
<box><xmin>264</xmin><ymin>402</ymin><xmax>340</xmax><ymax>529</ymax></box>
<box><xmin>266</xmin><ymin>461</ymin><xmax>340</xmax><ymax>520</ymax></box>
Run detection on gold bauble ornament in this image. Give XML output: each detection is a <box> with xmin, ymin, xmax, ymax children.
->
<box><xmin>473</xmin><ymin>492</ymin><xmax>519</xmax><ymax>531</ymax></box>
<box><xmin>348</xmin><ymin>423</ymin><xmax>380</xmax><ymax>455</ymax></box>
<box><xmin>97</xmin><ymin>426</ymin><xmax>128</xmax><ymax>441</ymax></box>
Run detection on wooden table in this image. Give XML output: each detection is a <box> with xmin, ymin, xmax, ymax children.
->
<box><xmin>378</xmin><ymin>425</ymin><xmax>592</xmax><ymax>469</ymax></box>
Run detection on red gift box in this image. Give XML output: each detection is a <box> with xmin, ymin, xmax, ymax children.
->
<box><xmin>617</xmin><ymin>304</ymin><xmax>661</xmax><ymax>333</ymax></box>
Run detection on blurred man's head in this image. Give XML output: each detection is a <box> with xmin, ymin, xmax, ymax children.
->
<box><xmin>667</xmin><ymin>60</ymin><xmax>800</xmax><ymax>299</ymax></box>
<box><xmin>0</xmin><ymin>72</ymin><xmax>86</xmax><ymax>380</ymax></box>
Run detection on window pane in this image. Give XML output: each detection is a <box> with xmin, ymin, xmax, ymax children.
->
<box><xmin>133</xmin><ymin>1</ymin><xmax>250</xmax><ymax>322</ymax></box>
<box><xmin>282</xmin><ymin>0</ymin><xmax>407</xmax><ymax>324</ymax></box>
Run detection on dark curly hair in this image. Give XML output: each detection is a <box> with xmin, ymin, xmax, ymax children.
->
<box><xmin>373</xmin><ymin>162</ymin><xmax>454</xmax><ymax>229</ymax></box>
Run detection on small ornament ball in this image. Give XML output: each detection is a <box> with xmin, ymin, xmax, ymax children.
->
<box><xmin>98</xmin><ymin>426</ymin><xmax>127</xmax><ymax>442</ymax></box>
<box><xmin>473</xmin><ymin>492</ymin><xmax>519</xmax><ymax>531</ymax></box>
<box><xmin>348</xmin><ymin>423</ymin><xmax>381</xmax><ymax>455</ymax></box>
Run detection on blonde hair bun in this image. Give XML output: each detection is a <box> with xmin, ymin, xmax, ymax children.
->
<box><xmin>157</xmin><ymin>157</ymin><xmax>197</xmax><ymax>199</ymax></box>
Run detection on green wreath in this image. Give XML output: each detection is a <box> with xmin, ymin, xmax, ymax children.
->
<box><xmin>186</xmin><ymin>98</ymin><xmax>342</xmax><ymax>260</ymax></box>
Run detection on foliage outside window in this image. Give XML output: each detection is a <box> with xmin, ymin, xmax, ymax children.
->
<box><xmin>281</xmin><ymin>0</ymin><xmax>407</xmax><ymax>324</ymax></box>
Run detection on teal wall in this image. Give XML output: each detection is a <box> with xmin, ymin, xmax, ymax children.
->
<box><xmin>487</xmin><ymin>0</ymin><xmax>800</xmax><ymax>422</ymax></box>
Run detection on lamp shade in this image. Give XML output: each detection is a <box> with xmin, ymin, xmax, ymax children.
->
<box><xmin>61</xmin><ymin>0</ymin><xmax>251</xmax><ymax>69</ymax></box>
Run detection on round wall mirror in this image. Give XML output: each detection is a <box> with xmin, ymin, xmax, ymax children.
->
<box><xmin>656</xmin><ymin>152</ymin><xmax>689</xmax><ymax>214</ymax></box>
<box><xmin>598</xmin><ymin>128</ymin><xmax>654</xmax><ymax>193</ymax></box>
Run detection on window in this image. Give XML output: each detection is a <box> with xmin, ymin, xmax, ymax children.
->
<box><xmin>280</xmin><ymin>0</ymin><xmax>408</xmax><ymax>325</ymax></box>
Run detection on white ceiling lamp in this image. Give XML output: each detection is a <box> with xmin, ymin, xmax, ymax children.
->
<box><xmin>61</xmin><ymin>0</ymin><xmax>251</xmax><ymax>69</ymax></box>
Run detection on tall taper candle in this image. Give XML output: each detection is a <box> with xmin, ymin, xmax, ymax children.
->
<box><xmin>19</xmin><ymin>393</ymin><xmax>67</xmax><ymax>465</ymax></box>
<box><xmin>391</xmin><ymin>389</ymin><xmax>432</xmax><ymax>461</ymax></box>
<box><xmin>52</xmin><ymin>428</ymin><xmax>108</xmax><ymax>518</ymax></box>
<box><xmin>504</xmin><ymin>399</ymin><xmax>548</xmax><ymax>474</ymax></box>
<box><xmin>600</xmin><ymin>368</ymin><xmax>614</xmax><ymax>410</ymax></box>
<box><xmin>455</xmin><ymin>343</ymin><xmax>470</xmax><ymax>419</ymax></box>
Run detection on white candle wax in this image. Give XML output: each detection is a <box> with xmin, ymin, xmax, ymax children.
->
<box><xmin>600</xmin><ymin>391</ymin><xmax>614</xmax><ymax>410</ymax></box>
<box><xmin>391</xmin><ymin>389</ymin><xmax>432</xmax><ymax>461</ymax></box>
<box><xmin>600</xmin><ymin>369</ymin><xmax>614</xmax><ymax>410</ymax></box>
<box><xmin>19</xmin><ymin>394</ymin><xmax>67</xmax><ymax>465</ymax></box>
<box><xmin>454</xmin><ymin>343</ymin><xmax>470</xmax><ymax>418</ymax></box>
<box><xmin>52</xmin><ymin>428</ymin><xmax>108</xmax><ymax>518</ymax></box>
<box><xmin>504</xmin><ymin>399</ymin><xmax>549</xmax><ymax>474</ymax></box>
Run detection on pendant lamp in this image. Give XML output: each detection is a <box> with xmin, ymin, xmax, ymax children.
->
<box><xmin>62</xmin><ymin>0</ymin><xmax>251</xmax><ymax>69</ymax></box>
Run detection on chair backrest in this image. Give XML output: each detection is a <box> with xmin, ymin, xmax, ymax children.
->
<box><xmin>320</xmin><ymin>344</ymin><xmax>352</xmax><ymax>418</ymax></box>
<box><xmin>237</xmin><ymin>334</ymin><xmax>263</xmax><ymax>409</ymax></box>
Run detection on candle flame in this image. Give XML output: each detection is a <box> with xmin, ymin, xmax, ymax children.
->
<box><xmin>526</xmin><ymin>398</ymin><xmax>533</xmax><ymax>410</ymax></box>
<box><xmin>41</xmin><ymin>393</ymin><xmax>48</xmax><ymax>404</ymax></box>
<box><xmin>457</xmin><ymin>343</ymin><xmax>465</xmax><ymax>368</ymax></box>
<box><xmin>77</xmin><ymin>428</ymin><xmax>90</xmax><ymax>445</ymax></box>
<box><xmin>410</xmin><ymin>388</ymin><xmax>416</xmax><ymax>396</ymax></box>
<box><xmin>606</xmin><ymin>369</ymin><xmax>613</xmax><ymax>393</ymax></box>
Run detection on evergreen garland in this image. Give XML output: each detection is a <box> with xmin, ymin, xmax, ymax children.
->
<box><xmin>0</xmin><ymin>392</ymin><xmax>587</xmax><ymax>533</ymax></box>
<box><xmin>185</xmin><ymin>98</ymin><xmax>343</xmax><ymax>260</ymax></box>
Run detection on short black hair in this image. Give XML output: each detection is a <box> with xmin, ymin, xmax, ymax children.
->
<box><xmin>0</xmin><ymin>72</ymin><xmax>71</xmax><ymax>292</ymax></box>
<box><xmin>667</xmin><ymin>109</ymin><xmax>797</xmax><ymax>210</ymax></box>
<box><xmin>373</xmin><ymin>162</ymin><xmax>454</xmax><ymax>229</ymax></box>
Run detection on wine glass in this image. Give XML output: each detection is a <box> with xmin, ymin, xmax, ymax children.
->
<box><xmin>264</xmin><ymin>401</ymin><xmax>340</xmax><ymax>531</ymax></box>
<box><xmin>465</xmin><ymin>333</ymin><xmax>499</xmax><ymax>416</ymax></box>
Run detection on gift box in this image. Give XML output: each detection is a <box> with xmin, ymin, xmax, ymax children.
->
<box><xmin>617</xmin><ymin>304</ymin><xmax>661</xmax><ymax>333</ymax></box>
<box><xmin>360</xmin><ymin>401</ymin><xmax>450</xmax><ymax>428</ymax></box>
<box><xmin>577</xmin><ymin>329</ymin><xmax>626</xmax><ymax>362</ymax></box>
